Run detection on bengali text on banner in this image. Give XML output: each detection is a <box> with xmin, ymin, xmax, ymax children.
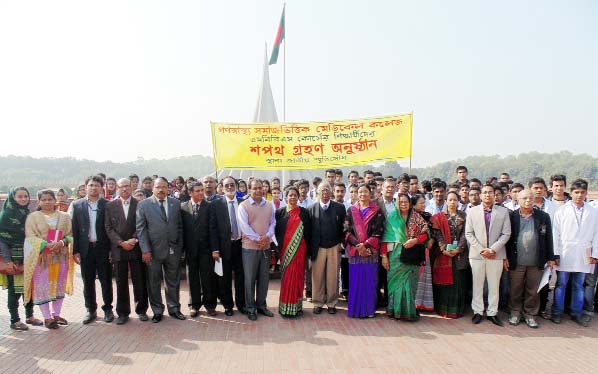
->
<box><xmin>210</xmin><ymin>113</ymin><xmax>413</xmax><ymax>170</ymax></box>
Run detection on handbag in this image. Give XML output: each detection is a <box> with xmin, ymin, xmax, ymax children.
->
<box><xmin>399</xmin><ymin>243</ymin><xmax>425</xmax><ymax>265</ymax></box>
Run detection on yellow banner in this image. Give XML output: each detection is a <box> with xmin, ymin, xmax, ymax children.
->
<box><xmin>211</xmin><ymin>113</ymin><xmax>413</xmax><ymax>170</ymax></box>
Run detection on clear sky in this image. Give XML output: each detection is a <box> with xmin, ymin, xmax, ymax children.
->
<box><xmin>0</xmin><ymin>1</ymin><xmax>596</xmax><ymax>167</ymax></box>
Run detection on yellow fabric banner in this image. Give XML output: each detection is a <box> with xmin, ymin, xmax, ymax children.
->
<box><xmin>211</xmin><ymin>113</ymin><xmax>413</xmax><ymax>170</ymax></box>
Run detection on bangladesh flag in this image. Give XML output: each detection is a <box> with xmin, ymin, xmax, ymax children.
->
<box><xmin>269</xmin><ymin>6</ymin><xmax>285</xmax><ymax>65</ymax></box>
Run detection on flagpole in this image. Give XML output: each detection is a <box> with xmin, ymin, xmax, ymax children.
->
<box><xmin>282</xmin><ymin>2</ymin><xmax>287</xmax><ymax>186</ymax></box>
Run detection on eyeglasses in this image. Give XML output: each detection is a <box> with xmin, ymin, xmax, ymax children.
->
<box><xmin>224</xmin><ymin>183</ymin><xmax>236</xmax><ymax>188</ymax></box>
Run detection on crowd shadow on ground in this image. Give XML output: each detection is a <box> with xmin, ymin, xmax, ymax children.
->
<box><xmin>1</xmin><ymin>278</ymin><xmax>597</xmax><ymax>371</ymax></box>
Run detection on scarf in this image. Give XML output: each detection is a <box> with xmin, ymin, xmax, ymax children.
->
<box><xmin>431</xmin><ymin>212</ymin><xmax>453</xmax><ymax>285</ymax></box>
<box><xmin>383</xmin><ymin>207</ymin><xmax>407</xmax><ymax>244</ymax></box>
<box><xmin>0</xmin><ymin>187</ymin><xmax>30</xmax><ymax>250</ymax></box>
<box><xmin>347</xmin><ymin>201</ymin><xmax>380</xmax><ymax>256</ymax></box>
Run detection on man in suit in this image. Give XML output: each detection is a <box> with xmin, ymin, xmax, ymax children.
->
<box><xmin>465</xmin><ymin>183</ymin><xmax>511</xmax><ymax>326</ymax></box>
<box><xmin>105</xmin><ymin>178</ymin><xmax>149</xmax><ymax>325</ymax></box>
<box><xmin>238</xmin><ymin>179</ymin><xmax>276</xmax><ymax>321</ymax></box>
<box><xmin>71</xmin><ymin>175</ymin><xmax>114</xmax><ymax>324</ymax></box>
<box><xmin>181</xmin><ymin>182</ymin><xmax>217</xmax><ymax>317</ymax></box>
<box><xmin>136</xmin><ymin>177</ymin><xmax>185</xmax><ymax>323</ymax></box>
<box><xmin>308</xmin><ymin>182</ymin><xmax>346</xmax><ymax>314</ymax></box>
<box><xmin>210</xmin><ymin>176</ymin><xmax>246</xmax><ymax>316</ymax></box>
<box><xmin>374</xmin><ymin>177</ymin><xmax>396</xmax><ymax>307</ymax></box>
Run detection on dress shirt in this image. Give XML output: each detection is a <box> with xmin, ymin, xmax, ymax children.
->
<box><xmin>86</xmin><ymin>197</ymin><xmax>99</xmax><ymax>242</ymax></box>
<box><xmin>383</xmin><ymin>198</ymin><xmax>395</xmax><ymax>217</ymax></box>
<box><xmin>121</xmin><ymin>197</ymin><xmax>131</xmax><ymax>220</ymax></box>
<box><xmin>483</xmin><ymin>205</ymin><xmax>493</xmax><ymax>247</ymax></box>
<box><xmin>320</xmin><ymin>200</ymin><xmax>330</xmax><ymax>211</ymax></box>
<box><xmin>225</xmin><ymin>196</ymin><xmax>242</xmax><ymax>239</ymax></box>
<box><xmin>237</xmin><ymin>197</ymin><xmax>276</xmax><ymax>244</ymax></box>
<box><xmin>298</xmin><ymin>197</ymin><xmax>314</xmax><ymax>209</ymax></box>
<box><xmin>426</xmin><ymin>200</ymin><xmax>446</xmax><ymax>215</ymax></box>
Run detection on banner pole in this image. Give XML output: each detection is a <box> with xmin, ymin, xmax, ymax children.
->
<box><xmin>282</xmin><ymin>2</ymin><xmax>287</xmax><ymax>186</ymax></box>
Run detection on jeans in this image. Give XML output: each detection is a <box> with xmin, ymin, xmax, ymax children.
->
<box><xmin>552</xmin><ymin>271</ymin><xmax>585</xmax><ymax>317</ymax></box>
<box><xmin>583</xmin><ymin>266</ymin><xmax>598</xmax><ymax>316</ymax></box>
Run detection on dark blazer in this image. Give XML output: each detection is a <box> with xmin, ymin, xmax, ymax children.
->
<box><xmin>181</xmin><ymin>199</ymin><xmax>211</xmax><ymax>257</ymax></box>
<box><xmin>104</xmin><ymin>197</ymin><xmax>140</xmax><ymax>262</ymax></box>
<box><xmin>71</xmin><ymin>197</ymin><xmax>109</xmax><ymax>259</ymax></box>
<box><xmin>507</xmin><ymin>208</ymin><xmax>555</xmax><ymax>270</ymax></box>
<box><xmin>275</xmin><ymin>206</ymin><xmax>311</xmax><ymax>254</ymax></box>
<box><xmin>306</xmin><ymin>200</ymin><xmax>346</xmax><ymax>260</ymax></box>
<box><xmin>209</xmin><ymin>196</ymin><xmax>244</xmax><ymax>261</ymax></box>
<box><xmin>136</xmin><ymin>196</ymin><xmax>183</xmax><ymax>261</ymax></box>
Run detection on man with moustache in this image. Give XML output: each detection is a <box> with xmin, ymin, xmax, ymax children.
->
<box><xmin>105</xmin><ymin>178</ymin><xmax>148</xmax><ymax>324</ymax></box>
<box><xmin>210</xmin><ymin>176</ymin><xmax>247</xmax><ymax>315</ymax></box>
<box><xmin>136</xmin><ymin>177</ymin><xmax>185</xmax><ymax>323</ymax></box>
<box><xmin>71</xmin><ymin>175</ymin><xmax>114</xmax><ymax>324</ymax></box>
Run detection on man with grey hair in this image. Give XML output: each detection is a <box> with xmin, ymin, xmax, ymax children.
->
<box><xmin>202</xmin><ymin>175</ymin><xmax>222</xmax><ymax>202</ymax></box>
<box><xmin>505</xmin><ymin>189</ymin><xmax>555</xmax><ymax>328</ymax></box>
<box><xmin>105</xmin><ymin>178</ymin><xmax>148</xmax><ymax>324</ymax></box>
<box><xmin>307</xmin><ymin>182</ymin><xmax>347</xmax><ymax>314</ymax></box>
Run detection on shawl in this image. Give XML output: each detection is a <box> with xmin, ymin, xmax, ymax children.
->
<box><xmin>23</xmin><ymin>211</ymin><xmax>74</xmax><ymax>303</ymax></box>
<box><xmin>431</xmin><ymin>212</ymin><xmax>453</xmax><ymax>285</ymax></box>
<box><xmin>347</xmin><ymin>201</ymin><xmax>381</xmax><ymax>257</ymax></box>
<box><xmin>407</xmin><ymin>210</ymin><xmax>429</xmax><ymax>240</ymax></box>
<box><xmin>382</xmin><ymin>207</ymin><xmax>407</xmax><ymax>244</ymax></box>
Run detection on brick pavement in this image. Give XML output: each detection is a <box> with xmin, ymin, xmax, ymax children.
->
<box><xmin>1</xmin><ymin>271</ymin><xmax>597</xmax><ymax>374</ymax></box>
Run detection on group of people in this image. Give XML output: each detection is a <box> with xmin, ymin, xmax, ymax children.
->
<box><xmin>1</xmin><ymin>166</ymin><xmax>597</xmax><ymax>331</ymax></box>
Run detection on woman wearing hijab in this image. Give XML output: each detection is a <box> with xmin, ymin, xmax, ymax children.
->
<box><xmin>0</xmin><ymin>187</ymin><xmax>44</xmax><ymax>330</ymax></box>
<box><xmin>23</xmin><ymin>189</ymin><xmax>75</xmax><ymax>329</ymax></box>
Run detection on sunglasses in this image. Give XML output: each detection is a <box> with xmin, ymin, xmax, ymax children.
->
<box><xmin>224</xmin><ymin>183</ymin><xmax>236</xmax><ymax>188</ymax></box>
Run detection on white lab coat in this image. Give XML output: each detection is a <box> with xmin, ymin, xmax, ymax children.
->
<box><xmin>553</xmin><ymin>201</ymin><xmax>598</xmax><ymax>273</ymax></box>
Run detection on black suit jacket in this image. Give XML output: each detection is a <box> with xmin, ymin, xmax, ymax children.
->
<box><xmin>306</xmin><ymin>200</ymin><xmax>346</xmax><ymax>260</ymax></box>
<box><xmin>71</xmin><ymin>197</ymin><xmax>110</xmax><ymax>259</ymax></box>
<box><xmin>181</xmin><ymin>199</ymin><xmax>211</xmax><ymax>257</ymax></box>
<box><xmin>104</xmin><ymin>198</ymin><xmax>140</xmax><ymax>262</ymax></box>
<box><xmin>507</xmin><ymin>208</ymin><xmax>555</xmax><ymax>270</ymax></box>
<box><xmin>209</xmin><ymin>196</ymin><xmax>244</xmax><ymax>261</ymax></box>
<box><xmin>275</xmin><ymin>206</ymin><xmax>311</xmax><ymax>255</ymax></box>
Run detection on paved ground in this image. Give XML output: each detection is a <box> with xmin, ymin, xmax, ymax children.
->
<box><xmin>1</xmin><ymin>272</ymin><xmax>597</xmax><ymax>374</ymax></box>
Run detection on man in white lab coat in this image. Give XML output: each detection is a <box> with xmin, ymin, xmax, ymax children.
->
<box><xmin>550</xmin><ymin>179</ymin><xmax>598</xmax><ymax>327</ymax></box>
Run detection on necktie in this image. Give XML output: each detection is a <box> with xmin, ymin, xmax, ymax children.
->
<box><xmin>159</xmin><ymin>199</ymin><xmax>167</xmax><ymax>221</ymax></box>
<box><xmin>193</xmin><ymin>203</ymin><xmax>199</xmax><ymax>217</ymax></box>
<box><xmin>229</xmin><ymin>200</ymin><xmax>239</xmax><ymax>240</ymax></box>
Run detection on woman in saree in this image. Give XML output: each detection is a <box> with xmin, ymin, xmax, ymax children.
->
<box><xmin>274</xmin><ymin>186</ymin><xmax>311</xmax><ymax>317</ymax></box>
<box><xmin>23</xmin><ymin>189</ymin><xmax>75</xmax><ymax>329</ymax></box>
<box><xmin>0</xmin><ymin>187</ymin><xmax>43</xmax><ymax>330</ymax></box>
<box><xmin>413</xmin><ymin>194</ymin><xmax>434</xmax><ymax>312</ymax></box>
<box><xmin>431</xmin><ymin>191</ymin><xmax>468</xmax><ymax>318</ymax></box>
<box><xmin>382</xmin><ymin>193</ymin><xmax>429</xmax><ymax>321</ymax></box>
<box><xmin>344</xmin><ymin>183</ymin><xmax>386</xmax><ymax>318</ymax></box>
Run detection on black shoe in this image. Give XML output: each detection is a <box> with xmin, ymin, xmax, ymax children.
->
<box><xmin>313</xmin><ymin>306</ymin><xmax>323</xmax><ymax>315</ymax></box>
<box><xmin>305</xmin><ymin>291</ymin><xmax>312</xmax><ymax>300</ymax></box>
<box><xmin>472</xmin><ymin>313</ymin><xmax>483</xmax><ymax>324</ymax></box>
<box><xmin>248</xmin><ymin>312</ymin><xmax>257</xmax><ymax>321</ymax></box>
<box><xmin>169</xmin><ymin>311</ymin><xmax>186</xmax><ymax>320</ymax></box>
<box><xmin>328</xmin><ymin>307</ymin><xmax>337</xmax><ymax>315</ymax></box>
<box><xmin>207</xmin><ymin>308</ymin><xmax>217</xmax><ymax>317</ymax></box>
<box><xmin>550</xmin><ymin>315</ymin><xmax>561</xmax><ymax>324</ymax></box>
<box><xmin>572</xmin><ymin>315</ymin><xmax>590</xmax><ymax>327</ymax></box>
<box><xmin>83</xmin><ymin>311</ymin><xmax>97</xmax><ymax>325</ymax></box>
<box><xmin>239</xmin><ymin>307</ymin><xmax>248</xmax><ymax>315</ymax></box>
<box><xmin>487</xmin><ymin>315</ymin><xmax>504</xmax><ymax>327</ymax></box>
<box><xmin>225</xmin><ymin>309</ymin><xmax>234</xmax><ymax>316</ymax></box>
<box><xmin>152</xmin><ymin>314</ymin><xmax>163</xmax><ymax>323</ymax></box>
<box><xmin>116</xmin><ymin>315</ymin><xmax>129</xmax><ymax>325</ymax></box>
<box><xmin>257</xmin><ymin>308</ymin><xmax>274</xmax><ymax>317</ymax></box>
<box><xmin>138</xmin><ymin>313</ymin><xmax>149</xmax><ymax>322</ymax></box>
<box><xmin>103</xmin><ymin>310</ymin><xmax>114</xmax><ymax>323</ymax></box>
<box><xmin>189</xmin><ymin>309</ymin><xmax>199</xmax><ymax>318</ymax></box>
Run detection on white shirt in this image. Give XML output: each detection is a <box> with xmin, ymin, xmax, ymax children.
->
<box><xmin>382</xmin><ymin>198</ymin><xmax>395</xmax><ymax>217</ymax></box>
<box><xmin>319</xmin><ymin>200</ymin><xmax>330</xmax><ymax>211</ymax></box>
<box><xmin>225</xmin><ymin>195</ymin><xmax>242</xmax><ymax>240</ymax></box>
<box><xmin>426</xmin><ymin>200</ymin><xmax>446</xmax><ymax>215</ymax></box>
<box><xmin>504</xmin><ymin>200</ymin><xmax>519</xmax><ymax>211</ymax></box>
<box><xmin>121</xmin><ymin>197</ymin><xmax>132</xmax><ymax>220</ymax></box>
<box><xmin>554</xmin><ymin>201</ymin><xmax>598</xmax><ymax>273</ymax></box>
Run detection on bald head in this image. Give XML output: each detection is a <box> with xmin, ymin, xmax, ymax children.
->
<box><xmin>117</xmin><ymin>178</ymin><xmax>132</xmax><ymax>199</ymax></box>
